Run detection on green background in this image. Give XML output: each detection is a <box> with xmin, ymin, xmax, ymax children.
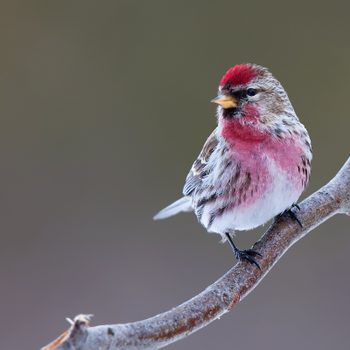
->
<box><xmin>1</xmin><ymin>1</ymin><xmax>349</xmax><ymax>349</ymax></box>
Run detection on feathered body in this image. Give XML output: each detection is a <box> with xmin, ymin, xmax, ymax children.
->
<box><xmin>154</xmin><ymin>64</ymin><xmax>312</xmax><ymax>243</ymax></box>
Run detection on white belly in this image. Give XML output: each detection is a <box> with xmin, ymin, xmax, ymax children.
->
<box><xmin>200</xmin><ymin>161</ymin><xmax>302</xmax><ymax>237</ymax></box>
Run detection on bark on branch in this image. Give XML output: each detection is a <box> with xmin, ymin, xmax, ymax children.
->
<box><xmin>42</xmin><ymin>157</ymin><xmax>350</xmax><ymax>350</ymax></box>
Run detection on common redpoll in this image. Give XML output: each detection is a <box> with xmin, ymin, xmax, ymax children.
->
<box><xmin>154</xmin><ymin>64</ymin><xmax>312</xmax><ymax>268</ymax></box>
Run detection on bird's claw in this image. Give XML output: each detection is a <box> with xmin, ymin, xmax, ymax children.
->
<box><xmin>224</xmin><ymin>232</ymin><xmax>262</xmax><ymax>269</ymax></box>
<box><xmin>291</xmin><ymin>203</ymin><xmax>301</xmax><ymax>211</ymax></box>
<box><xmin>234</xmin><ymin>249</ymin><xmax>262</xmax><ymax>269</ymax></box>
<box><xmin>283</xmin><ymin>205</ymin><xmax>303</xmax><ymax>227</ymax></box>
<box><xmin>278</xmin><ymin>204</ymin><xmax>302</xmax><ymax>227</ymax></box>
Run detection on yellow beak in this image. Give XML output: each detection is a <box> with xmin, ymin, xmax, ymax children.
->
<box><xmin>211</xmin><ymin>95</ymin><xmax>238</xmax><ymax>109</ymax></box>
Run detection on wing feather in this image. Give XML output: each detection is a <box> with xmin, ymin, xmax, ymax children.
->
<box><xmin>183</xmin><ymin>129</ymin><xmax>218</xmax><ymax>196</ymax></box>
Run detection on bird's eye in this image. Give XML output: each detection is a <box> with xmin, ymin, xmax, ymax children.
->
<box><xmin>246</xmin><ymin>88</ymin><xmax>257</xmax><ymax>97</ymax></box>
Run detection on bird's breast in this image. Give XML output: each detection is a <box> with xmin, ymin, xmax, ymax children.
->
<box><xmin>196</xmin><ymin>135</ymin><xmax>306</xmax><ymax>235</ymax></box>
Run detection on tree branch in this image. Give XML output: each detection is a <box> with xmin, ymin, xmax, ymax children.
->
<box><xmin>42</xmin><ymin>157</ymin><xmax>350</xmax><ymax>350</ymax></box>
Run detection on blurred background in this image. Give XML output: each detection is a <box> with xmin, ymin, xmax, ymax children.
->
<box><xmin>1</xmin><ymin>1</ymin><xmax>349</xmax><ymax>349</ymax></box>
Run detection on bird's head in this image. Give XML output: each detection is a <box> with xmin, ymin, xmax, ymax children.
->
<box><xmin>212</xmin><ymin>64</ymin><xmax>295</xmax><ymax>128</ymax></box>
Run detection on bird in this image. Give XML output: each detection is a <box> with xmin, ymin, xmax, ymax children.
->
<box><xmin>154</xmin><ymin>63</ymin><xmax>312</xmax><ymax>268</ymax></box>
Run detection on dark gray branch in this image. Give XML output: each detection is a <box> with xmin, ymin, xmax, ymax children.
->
<box><xmin>42</xmin><ymin>157</ymin><xmax>350</xmax><ymax>350</ymax></box>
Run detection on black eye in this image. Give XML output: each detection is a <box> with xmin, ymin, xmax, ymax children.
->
<box><xmin>247</xmin><ymin>88</ymin><xmax>257</xmax><ymax>97</ymax></box>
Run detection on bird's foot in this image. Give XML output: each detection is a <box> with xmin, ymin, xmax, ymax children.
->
<box><xmin>224</xmin><ymin>232</ymin><xmax>262</xmax><ymax>269</ymax></box>
<box><xmin>291</xmin><ymin>203</ymin><xmax>301</xmax><ymax>211</ymax></box>
<box><xmin>234</xmin><ymin>248</ymin><xmax>262</xmax><ymax>269</ymax></box>
<box><xmin>281</xmin><ymin>203</ymin><xmax>302</xmax><ymax>227</ymax></box>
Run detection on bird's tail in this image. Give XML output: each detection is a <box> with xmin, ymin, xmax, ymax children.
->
<box><xmin>153</xmin><ymin>197</ymin><xmax>193</xmax><ymax>220</ymax></box>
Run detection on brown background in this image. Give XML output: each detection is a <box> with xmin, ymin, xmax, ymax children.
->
<box><xmin>1</xmin><ymin>1</ymin><xmax>349</xmax><ymax>349</ymax></box>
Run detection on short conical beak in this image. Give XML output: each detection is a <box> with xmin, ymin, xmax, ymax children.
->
<box><xmin>211</xmin><ymin>95</ymin><xmax>238</xmax><ymax>109</ymax></box>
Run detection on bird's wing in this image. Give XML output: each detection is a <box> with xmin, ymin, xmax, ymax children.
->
<box><xmin>183</xmin><ymin>129</ymin><xmax>219</xmax><ymax>196</ymax></box>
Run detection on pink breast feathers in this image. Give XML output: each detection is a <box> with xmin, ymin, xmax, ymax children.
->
<box><xmin>221</xmin><ymin>115</ymin><xmax>269</xmax><ymax>144</ymax></box>
<box><xmin>222</xmin><ymin>119</ymin><xmax>304</xmax><ymax>198</ymax></box>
